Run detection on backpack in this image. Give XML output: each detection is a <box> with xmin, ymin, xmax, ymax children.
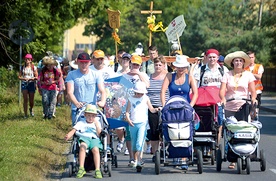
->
<box><xmin>199</xmin><ymin>64</ymin><xmax>224</xmax><ymax>87</ymax></box>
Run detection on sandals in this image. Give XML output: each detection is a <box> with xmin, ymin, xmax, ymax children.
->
<box><xmin>228</xmin><ymin>162</ymin><xmax>235</xmax><ymax>169</ymax></box>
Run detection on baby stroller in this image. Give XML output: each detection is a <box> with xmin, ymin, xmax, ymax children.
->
<box><xmin>193</xmin><ymin>86</ymin><xmax>221</xmax><ymax>165</ymax></box>
<box><xmin>193</xmin><ymin>104</ymin><xmax>218</xmax><ymax>165</ymax></box>
<box><xmin>154</xmin><ymin>95</ymin><xmax>203</xmax><ymax>175</ymax></box>
<box><xmin>216</xmin><ymin>98</ymin><xmax>266</xmax><ymax>174</ymax></box>
<box><xmin>67</xmin><ymin>104</ymin><xmax>112</xmax><ymax>177</ymax></box>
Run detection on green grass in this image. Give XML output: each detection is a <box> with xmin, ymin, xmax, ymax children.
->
<box><xmin>0</xmin><ymin>88</ymin><xmax>71</xmax><ymax>181</ymax></box>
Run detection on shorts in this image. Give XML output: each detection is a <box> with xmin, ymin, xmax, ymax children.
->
<box><xmin>79</xmin><ymin>137</ymin><xmax>103</xmax><ymax>150</ymax></box>
<box><xmin>21</xmin><ymin>81</ymin><xmax>36</xmax><ymax>93</ymax></box>
<box><xmin>148</xmin><ymin>107</ymin><xmax>160</xmax><ymax>141</ymax></box>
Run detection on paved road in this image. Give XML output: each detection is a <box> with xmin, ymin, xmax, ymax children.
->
<box><xmin>61</xmin><ymin>109</ymin><xmax>276</xmax><ymax>181</ymax></box>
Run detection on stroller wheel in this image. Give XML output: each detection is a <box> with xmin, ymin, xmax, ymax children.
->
<box><xmin>196</xmin><ymin>149</ymin><xmax>203</xmax><ymax>174</ymax></box>
<box><xmin>260</xmin><ymin>149</ymin><xmax>266</xmax><ymax>171</ymax></box>
<box><xmin>155</xmin><ymin>150</ymin><xmax>160</xmax><ymax>175</ymax></box>
<box><xmin>246</xmin><ymin>157</ymin><xmax>251</xmax><ymax>174</ymax></box>
<box><xmin>114</xmin><ymin>155</ymin><xmax>118</xmax><ymax>168</ymax></box>
<box><xmin>237</xmin><ymin>158</ymin><xmax>242</xmax><ymax>174</ymax></box>
<box><xmin>68</xmin><ymin>163</ymin><xmax>73</xmax><ymax>177</ymax></box>
<box><xmin>211</xmin><ymin>150</ymin><xmax>215</xmax><ymax>165</ymax></box>
<box><xmin>108</xmin><ymin>161</ymin><xmax>112</xmax><ymax>177</ymax></box>
<box><xmin>216</xmin><ymin>149</ymin><xmax>222</xmax><ymax>171</ymax></box>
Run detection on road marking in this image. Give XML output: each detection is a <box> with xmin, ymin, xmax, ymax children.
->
<box><xmin>270</xmin><ymin>169</ymin><xmax>276</xmax><ymax>174</ymax></box>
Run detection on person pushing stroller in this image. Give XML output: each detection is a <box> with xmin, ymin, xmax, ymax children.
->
<box><xmin>65</xmin><ymin>104</ymin><xmax>103</xmax><ymax>179</ymax></box>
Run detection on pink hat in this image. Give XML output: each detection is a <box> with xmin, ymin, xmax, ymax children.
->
<box><xmin>24</xmin><ymin>54</ymin><xmax>33</xmax><ymax>60</ymax></box>
<box><xmin>206</xmin><ymin>49</ymin><xmax>219</xmax><ymax>56</ymax></box>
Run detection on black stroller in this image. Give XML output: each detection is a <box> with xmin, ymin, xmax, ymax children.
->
<box><xmin>67</xmin><ymin>104</ymin><xmax>112</xmax><ymax>177</ymax></box>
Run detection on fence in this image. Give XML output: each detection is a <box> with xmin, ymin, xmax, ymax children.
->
<box><xmin>262</xmin><ymin>68</ymin><xmax>276</xmax><ymax>92</ymax></box>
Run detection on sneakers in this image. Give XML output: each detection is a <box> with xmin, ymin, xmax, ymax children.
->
<box><xmin>129</xmin><ymin>160</ymin><xmax>137</xmax><ymax>168</ymax></box>
<box><xmin>128</xmin><ymin>159</ymin><xmax>135</xmax><ymax>167</ymax></box>
<box><xmin>76</xmin><ymin>167</ymin><xmax>86</xmax><ymax>178</ymax></box>
<box><xmin>116</xmin><ymin>141</ymin><xmax>124</xmax><ymax>152</ymax></box>
<box><xmin>146</xmin><ymin>146</ymin><xmax>152</xmax><ymax>154</ymax></box>
<box><xmin>94</xmin><ymin>169</ymin><xmax>102</xmax><ymax>179</ymax></box>
<box><xmin>140</xmin><ymin>159</ymin><xmax>145</xmax><ymax>166</ymax></box>
<box><xmin>29</xmin><ymin>108</ymin><xmax>34</xmax><ymax>117</ymax></box>
<box><xmin>124</xmin><ymin>148</ymin><xmax>129</xmax><ymax>155</ymax></box>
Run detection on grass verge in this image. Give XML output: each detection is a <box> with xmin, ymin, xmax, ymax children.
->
<box><xmin>0</xmin><ymin>88</ymin><xmax>71</xmax><ymax>181</ymax></box>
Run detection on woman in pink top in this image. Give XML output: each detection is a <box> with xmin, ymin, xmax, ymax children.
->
<box><xmin>39</xmin><ymin>56</ymin><xmax>61</xmax><ymax>119</ymax></box>
<box><xmin>219</xmin><ymin>51</ymin><xmax>257</xmax><ymax>169</ymax></box>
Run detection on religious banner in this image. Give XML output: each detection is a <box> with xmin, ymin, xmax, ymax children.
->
<box><xmin>107</xmin><ymin>8</ymin><xmax>121</xmax><ymax>29</ymax></box>
<box><xmin>107</xmin><ymin>8</ymin><xmax>121</xmax><ymax>62</ymax></box>
<box><xmin>102</xmin><ymin>76</ymin><xmax>133</xmax><ymax>129</ymax></box>
<box><xmin>165</xmin><ymin>15</ymin><xmax>186</xmax><ymax>43</ymax></box>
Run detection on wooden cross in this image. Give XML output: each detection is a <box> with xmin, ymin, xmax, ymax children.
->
<box><xmin>141</xmin><ymin>1</ymin><xmax>162</xmax><ymax>47</ymax></box>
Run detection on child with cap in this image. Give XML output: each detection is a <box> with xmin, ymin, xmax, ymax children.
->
<box><xmin>65</xmin><ymin>104</ymin><xmax>103</xmax><ymax>179</ymax></box>
<box><xmin>125</xmin><ymin>81</ymin><xmax>161</xmax><ymax>171</ymax></box>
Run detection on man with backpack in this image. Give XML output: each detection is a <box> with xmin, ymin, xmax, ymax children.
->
<box><xmin>194</xmin><ymin>49</ymin><xmax>224</xmax><ymax>146</ymax></box>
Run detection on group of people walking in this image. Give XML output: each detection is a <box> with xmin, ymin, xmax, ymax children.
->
<box><xmin>19</xmin><ymin>45</ymin><xmax>264</xmax><ymax>178</ymax></box>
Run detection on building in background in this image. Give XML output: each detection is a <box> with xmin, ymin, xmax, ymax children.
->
<box><xmin>63</xmin><ymin>20</ymin><xmax>97</xmax><ymax>60</ymax></box>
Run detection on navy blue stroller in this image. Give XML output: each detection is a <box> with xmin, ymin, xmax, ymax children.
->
<box><xmin>154</xmin><ymin>96</ymin><xmax>203</xmax><ymax>174</ymax></box>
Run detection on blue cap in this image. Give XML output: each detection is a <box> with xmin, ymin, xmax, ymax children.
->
<box><xmin>218</xmin><ymin>55</ymin><xmax>224</xmax><ymax>62</ymax></box>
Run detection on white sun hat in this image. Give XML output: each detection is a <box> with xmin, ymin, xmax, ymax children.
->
<box><xmin>172</xmin><ymin>55</ymin><xmax>190</xmax><ymax>68</ymax></box>
<box><xmin>133</xmin><ymin>81</ymin><xmax>148</xmax><ymax>94</ymax></box>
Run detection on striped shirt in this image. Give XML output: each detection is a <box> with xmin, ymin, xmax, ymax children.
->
<box><xmin>147</xmin><ymin>77</ymin><xmax>169</xmax><ymax>106</ymax></box>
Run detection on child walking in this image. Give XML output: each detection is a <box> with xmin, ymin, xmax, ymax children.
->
<box><xmin>125</xmin><ymin>81</ymin><xmax>161</xmax><ymax>171</ymax></box>
<box><xmin>65</xmin><ymin>104</ymin><xmax>103</xmax><ymax>179</ymax></box>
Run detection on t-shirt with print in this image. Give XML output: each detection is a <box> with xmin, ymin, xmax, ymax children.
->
<box><xmin>221</xmin><ymin>71</ymin><xmax>255</xmax><ymax>112</ymax></box>
<box><xmin>66</xmin><ymin>69</ymin><xmax>103</xmax><ymax>110</ymax></box>
<box><xmin>73</xmin><ymin>118</ymin><xmax>101</xmax><ymax>139</ymax></box>
<box><xmin>128</xmin><ymin>94</ymin><xmax>149</xmax><ymax>124</ymax></box>
<box><xmin>90</xmin><ymin>65</ymin><xmax>116</xmax><ymax>80</ymax></box>
<box><xmin>123</xmin><ymin>72</ymin><xmax>149</xmax><ymax>85</ymax></box>
<box><xmin>40</xmin><ymin>68</ymin><xmax>60</xmax><ymax>90</ymax></box>
<box><xmin>194</xmin><ymin>63</ymin><xmax>223</xmax><ymax>88</ymax></box>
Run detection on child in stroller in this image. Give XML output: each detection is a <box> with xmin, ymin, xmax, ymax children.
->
<box><xmin>65</xmin><ymin>104</ymin><xmax>104</xmax><ymax>179</ymax></box>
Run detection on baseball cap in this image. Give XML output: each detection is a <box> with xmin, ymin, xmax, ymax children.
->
<box><xmin>218</xmin><ymin>55</ymin><xmax>225</xmax><ymax>62</ymax></box>
<box><xmin>131</xmin><ymin>55</ymin><xmax>142</xmax><ymax>65</ymax></box>
<box><xmin>93</xmin><ymin>50</ymin><xmax>105</xmax><ymax>59</ymax></box>
<box><xmin>122</xmin><ymin>53</ymin><xmax>131</xmax><ymax>59</ymax></box>
<box><xmin>77</xmin><ymin>52</ymin><xmax>91</xmax><ymax>62</ymax></box>
<box><xmin>85</xmin><ymin>104</ymin><xmax>98</xmax><ymax>114</ymax></box>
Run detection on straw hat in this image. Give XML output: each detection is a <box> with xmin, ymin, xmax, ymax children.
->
<box><xmin>172</xmin><ymin>55</ymin><xmax>190</xmax><ymax>68</ymax></box>
<box><xmin>42</xmin><ymin>56</ymin><xmax>58</xmax><ymax>66</ymax></box>
<box><xmin>69</xmin><ymin>60</ymin><xmax>78</xmax><ymax>69</ymax></box>
<box><xmin>133</xmin><ymin>81</ymin><xmax>148</xmax><ymax>94</ymax></box>
<box><xmin>84</xmin><ymin>104</ymin><xmax>98</xmax><ymax>114</ymax></box>
<box><xmin>224</xmin><ymin>51</ymin><xmax>250</xmax><ymax>68</ymax></box>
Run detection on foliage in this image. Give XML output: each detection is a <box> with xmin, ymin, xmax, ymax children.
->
<box><xmin>0</xmin><ymin>67</ymin><xmax>18</xmax><ymax>93</ymax></box>
<box><xmin>0</xmin><ymin>0</ymin><xmax>275</xmax><ymax>68</ymax></box>
<box><xmin>0</xmin><ymin>88</ymin><xmax>71</xmax><ymax>180</ymax></box>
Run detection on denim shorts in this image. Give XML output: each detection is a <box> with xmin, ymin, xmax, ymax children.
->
<box><xmin>21</xmin><ymin>81</ymin><xmax>36</xmax><ymax>93</ymax></box>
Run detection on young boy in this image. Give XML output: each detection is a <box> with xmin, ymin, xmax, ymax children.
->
<box><xmin>65</xmin><ymin>104</ymin><xmax>103</xmax><ymax>179</ymax></box>
<box><xmin>125</xmin><ymin>81</ymin><xmax>161</xmax><ymax>171</ymax></box>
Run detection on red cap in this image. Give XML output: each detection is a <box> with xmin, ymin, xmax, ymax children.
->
<box><xmin>206</xmin><ymin>49</ymin><xmax>219</xmax><ymax>56</ymax></box>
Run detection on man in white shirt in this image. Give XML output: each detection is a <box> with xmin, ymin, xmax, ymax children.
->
<box><xmin>90</xmin><ymin>50</ymin><xmax>116</xmax><ymax>80</ymax></box>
